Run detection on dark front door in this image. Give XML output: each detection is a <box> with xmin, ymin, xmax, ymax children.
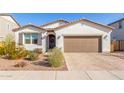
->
<box><xmin>49</xmin><ymin>35</ymin><xmax>55</xmax><ymax>49</ymax></box>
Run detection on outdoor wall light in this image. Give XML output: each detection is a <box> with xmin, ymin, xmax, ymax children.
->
<box><xmin>103</xmin><ymin>34</ymin><xmax>108</xmax><ymax>39</ymax></box>
<box><xmin>57</xmin><ymin>36</ymin><xmax>61</xmax><ymax>39</ymax></box>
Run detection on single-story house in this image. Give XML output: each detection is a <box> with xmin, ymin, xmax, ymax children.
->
<box><xmin>13</xmin><ymin>19</ymin><xmax>113</xmax><ymax>53</ymax></box>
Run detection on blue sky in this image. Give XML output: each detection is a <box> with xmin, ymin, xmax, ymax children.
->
<box><xmin>11</xmin><ymin>13</ymin><xmax>124</xmax><ymax>26</ymax></box>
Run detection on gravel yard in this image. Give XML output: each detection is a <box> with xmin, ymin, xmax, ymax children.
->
<box><xmin>0</xmin><ymin>54</ymin><xmax>68</xmax><ymax>71</ymax></box>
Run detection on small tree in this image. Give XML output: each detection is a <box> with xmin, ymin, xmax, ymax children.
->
<box><xmin>4</xmin><ymin>34</ymin><xmax>16</xmax><ymax>57</ymax></box>
<box><xmin>0</xmin><ymin>34</ymin><xmax>28</xmax><ymax>59</ymax></box>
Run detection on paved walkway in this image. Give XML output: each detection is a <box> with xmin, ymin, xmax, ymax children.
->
<box><xmin>0</xmin><ymin>71</ymin><xmax>124</xmax><ymax>80</ymax></box>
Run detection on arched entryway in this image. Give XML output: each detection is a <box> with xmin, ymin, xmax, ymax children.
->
<box><xmin>47</xmin><ymin>34</ymin><xmax>56</xmax><ymax>51</ymax></box>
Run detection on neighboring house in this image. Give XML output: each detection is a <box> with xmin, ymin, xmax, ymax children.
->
<box><xmin>108</xmin><ymin>18</ymin><xmax>124</xmax><ymax>40</ymax></box>
<box><xmin>13</xmin><ymin>19</ymin><xmax>113</xmax><ymax>53</ymax></box>
<box><xmin>0</xmin><ymin>14</ymin><xmax>20</xmax><ymax>41</ymax></box>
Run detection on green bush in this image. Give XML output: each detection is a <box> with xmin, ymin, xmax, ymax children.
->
<box><xmin>1</xmin><ymin>35</ymin><xmax>29</xmax><ymax>60</ymax></box>
<box><xmin>3</xmin><ymin>35</ymin><xmax>16</xmax><ymax>58</ymax></box>
<box><xmin>33</xmin><ymin>48</ymin><xmax>42</xmax><ymax>54</ymax></box>
<box><xmin>48</xmin><ymin>48</ymin><xmax>64</xmax><ymax>67</ymax></box>
<box><xmin>8</xmin><ymin>47</ymin><xmax>28</xmax><ymax>60</ymax></box>
<box><xmin>28</xmin><ymin>52</ymin><xmax>39</xmax><ymax>61</ymax></box>
<box><xmin>3</xmin><ymin>35</ymin><xmax>16</xmax><ymax>55</ymax></box>
<box><xmin>16</xmin><ymin>47</ymin><xmax>28</xmax><ymax>58</ymax></box>
<box><xmin>0</xmin><ymin>47</ymin><xmax>5</xmax><ymax>56</ymax></box>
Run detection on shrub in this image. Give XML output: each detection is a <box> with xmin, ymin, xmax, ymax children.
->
<box><xmin>0</xmin><ymin>42</ymin><xmax>4</xmax><ymax>48</ymax></box>
<box><xmin>0</xmin><ymin>47</ymin><xmax>5</xmax><ymax>56</ymax></box>
<box><xmin>2</xmin><ymin>35</ymin><xmax>29</xmax><ymax>60</ymax></box>
<box><xmin>48</xmin><ymin>48</ymin><xmax>64</xmax><ymax>67</ymax></box>
<box><xmin>33</xmin><ymin>48</ymin><xmax>42</xmax><ymax>54</ymax></box>
<box><xmin>28</xmin><ymin>52</ymin><xmax>39</xmax><ymax>61</ymax></box>
<box><xmin>5</xmin><ymin>47</ymin><xmax>28</xmax><ymax>60</ymax></box>
<box><xmin>3</xmin><ymin>35</ymin><xmax>16</xmax><ymax>56</ymax></box>
<box><xmin>15</xmin><ymin>47</ymin><xmax>29</xmax><ymax>59</ymax></box>
<box><xmin>14</xmin><ymin>62</ymin><xmax>27</xmax><ymax>68</ymax></box>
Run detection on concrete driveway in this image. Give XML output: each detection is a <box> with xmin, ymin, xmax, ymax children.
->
<box><xmin>64</xmin><ymin>53</ymin><xmax>124</xmax><ymax>71</ymax></box>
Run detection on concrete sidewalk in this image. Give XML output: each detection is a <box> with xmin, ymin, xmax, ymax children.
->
<box><xmin>0</xmin><ymin>71</ymin><xmax>124</xmax><ymax>80</ymax></box>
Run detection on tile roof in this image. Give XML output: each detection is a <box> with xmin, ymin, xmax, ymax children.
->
<box><xmin>13</xmin><ymin>24</ymin><xmax>46</xmax><ymax>31</ymax></box>
<box><xmin>53</xmin><ymin>18</ymin><xmax>113</xmax><ymax>30</ymax></box>
<box><xmin>40</xmin><ymin>19</ymin><xmax>69</xmax><ymax>27</ymax></box>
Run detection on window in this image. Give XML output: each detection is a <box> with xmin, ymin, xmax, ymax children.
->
<box><xmin>24</xmin><ymin>33</ymin><xmax>38</xmax><ymax>44</ymax></box>
<box><xmin>8</xmin><ymin>24</ymin><xmax>10</xmax><ymax>30</ymax></box>
<box><xmin>24</xmin><ymin>33</ymin><xmax>31</xmax><ymax>44</ymax></box>
<box><xmin>32</xmin><ymin>33</ymin><xmax>38</xmax><ymax>44</ymax></box>
<box><xmin>119</xmin><ymin>21</ymin><xmax>122</xmax><ymax>29</ymax></box>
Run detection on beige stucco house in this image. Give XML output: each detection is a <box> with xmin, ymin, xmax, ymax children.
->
<box><xmin>0</xmin><ymin>14</ymin><xmax>113</xmax><ymax>53</ymax></box>
<box><xmin>13</xmin><ymin>19</ymin><xmax>113</xmax><ymax>53</ymax></box>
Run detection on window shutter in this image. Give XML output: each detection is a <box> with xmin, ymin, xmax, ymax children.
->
<box><xmin>19</xmin><ymin>33</ymin><xmax>23</xmax><ymax>45</ymax></box>
<box><xmin>38</xmin><ymin>33</ymin><xmax>42</xmax><ymax>45</ymax></box>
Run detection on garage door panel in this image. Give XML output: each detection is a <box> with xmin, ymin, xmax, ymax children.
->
<box><xmin>64</xmin><ymin>36</ymin><xmax>101</xmax><ymax>52</ymax></box>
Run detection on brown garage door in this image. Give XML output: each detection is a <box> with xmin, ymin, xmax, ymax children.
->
<box><xmin>64</xmin><ymin>36</ymin><xmax>102</xmax><ymax>52</ymax></box>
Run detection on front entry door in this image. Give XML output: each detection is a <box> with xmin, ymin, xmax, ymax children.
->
<box><xmin>49</xmin><ymin>35</ymin><xmax>55</xmax><ymax>49</ymax></box>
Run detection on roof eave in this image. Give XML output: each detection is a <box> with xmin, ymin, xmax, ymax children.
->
<box><xmin>108</xmin><ymin>18</ymin><xmax>124</xmax><ymax>26</ymax></box>
<box><xmin>13</xmin><ymin>25</ymin><xmax>46</xmax><ymax>32</ymax></box>
<box><xmin>40</xmin><ymin>19</ymin><xmax>69</xmax><ymax>27</ymax></box>
<box><xmin>54</xmin><ymin>19</ymin><xmax>114</xmax><ymax>31</ymax></box>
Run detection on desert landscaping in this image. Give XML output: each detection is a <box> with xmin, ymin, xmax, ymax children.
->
<box><xmin>0</xmin><ymin>54</ymin><xmax>67</xmax><ymax>71</ymax></box>
<box><xmin>0</xmin><ymin>35</ymin><xmax>67</xmax><ymax>71</ymax></box>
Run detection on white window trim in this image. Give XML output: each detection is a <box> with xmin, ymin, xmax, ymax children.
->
<box><xmin>29</xmin><ymin>33</ymin><xmax>32</xmax><ymax>44</ymax></box>
<box><xmin>24</xmin><ymin>33</ymin><xmax>39</xmax><ymax>45</ymax></box>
